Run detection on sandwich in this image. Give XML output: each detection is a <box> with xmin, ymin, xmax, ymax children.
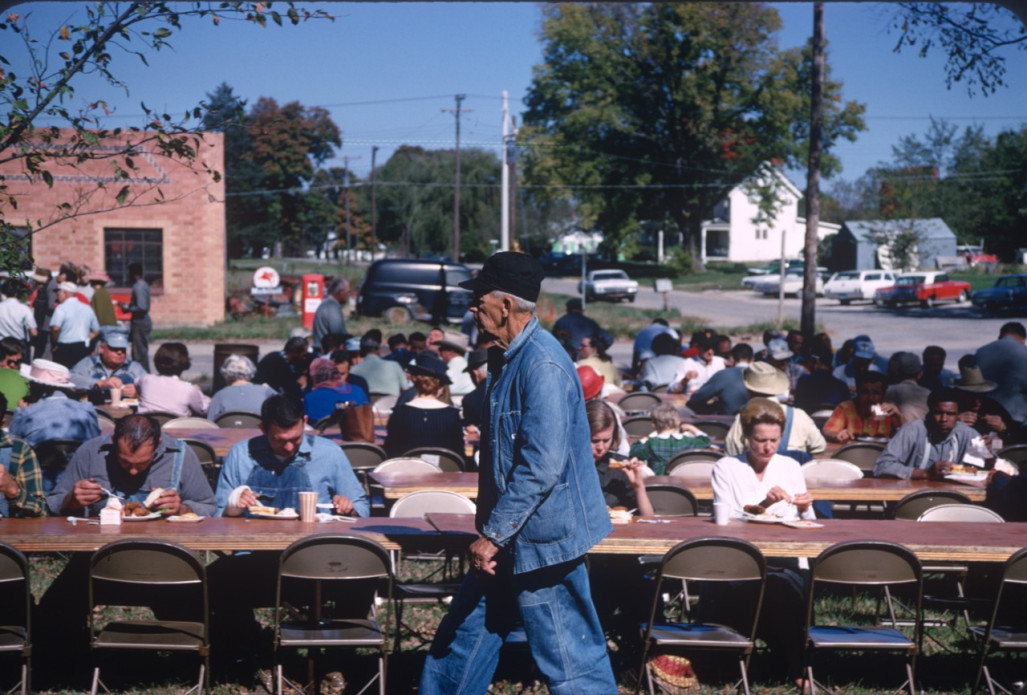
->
<box><xmin>608</xmin><ymin>460</ymin><xmax>626</xmax><ymax>470</ymax></box>
<box><xmin>249</xmin><ymin>505</ymin><xmax>278</xmax><ymax>515</ymax></box>
<box><xmin>143</xmin><ymin>488</ymin><xmax>164</xmax><ymax>509</ymax></box>
<box><xmin>949</xmin><ymin>463</ymin><xmax>980</xmax><ymax>474</ymax></box>
<box><xmin>743</xmin><ymin>504</ymin><xmax>766</xmax><ymax>516</ymax></box>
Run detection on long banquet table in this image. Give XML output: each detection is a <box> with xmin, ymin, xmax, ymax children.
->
<box><xmin>5</xmin><ymin>514</ymin><xmax>1022</xmax><ymax>565</ymax></box>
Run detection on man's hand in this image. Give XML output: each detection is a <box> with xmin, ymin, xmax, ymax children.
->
<box><xmin>332</xmin><ymin>494</ymin><xmax>355</xmax><ymax>515</ymax></box>
<box><xmin>0</xmin><ymin>464</ymin><xmax>18</xmax><ymax>499</ymax></box>
<box><xmin>469</xmin><ymin>536</ymin><xmax>500</xmax><ymax>576</ymax></box>
<box><xmin>959</xmin><ymin>411</ymin><xmax>978</xmax><ymax>426</ymax></box>
<box><xmin>121</xmin><ymin>383</ymin><xmax>138</xmax><ymax>398</ymax></box>
<box><xmin>151</xmin><ymin>488</ymin><xmax>182</xmax><ymax>516</ymax></box>
<box><xmin>983</xmin><ymin>414</ymin><xmax>1006</xmax><ymax>433</ymax></box>
<box><xmin>72</xmin><ymin>478</ymin><xmax>105</xmax><ymax>509</ymax></box>
<box><xmin>98</xmin><ymin>376</ymin><xmax>124</xmax><ymax>390</ymax></box>
<box><xmin>927</xmin><ymin>460</ymin><xmax>954</xmax><ymax>480</ymax></box>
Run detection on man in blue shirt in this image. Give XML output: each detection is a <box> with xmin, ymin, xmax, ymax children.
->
<box><xmin>421</xmin><ymin>252</ymin><xmax>616</xmax><ymax>695</ymax></box>
<box><xmin>69</xmin><ymin>327</ymin><xmax>146</xmax><ymax>396</ymax></box>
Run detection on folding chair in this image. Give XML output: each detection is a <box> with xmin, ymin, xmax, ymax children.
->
<box><xmin>644</xmin><ymin>483</ymin><xmax>698</xmax><ymax>517</ymax></box>
<box><xmin>690</xmin><ymin>420</ymin><xmax>731</xmax><ymax>440</ymax></box>
<box><xmin>970</xmin><ymin>545</ymin><xmax>1027</xmax><ymax>695</ymax></box>
<box><xmin>89</xmin><ymin>538</ymin><xmax>209</xmax><ymax>695</ymax></box>
<box><xmin>403</xmin><ymin>446</ymin><xmax>465</xmax><ymax>472</ymax></box>
<box><xmin>95</xmin><ymin>409</ymin><xmax>117</xmax><ymax>428</ymax></box>
<box><xmin>637</xmin><ymin>537</ymin><xmax>767</xmax><ymax>695</ymax></box>
<box><xmin>623</xmin><ymin>416</ymin><xmax>655</xmax><ymax>438</ymax></box>
<box><xmin>667</xmin><ymin>460</ymin><xmax>716</xmax><ymax>480</ymax></box>
<box><xmin>832</xmin><ymin>441</ymin><xmax>886</xmax><ymax>477</ymax></box>
<box><xmin>617</xmin><ymin>392</ymin><xmax>662</xmax><ymax>416</ymax></box>
<box><xmin>179</xmin><ymin>438</ymin><xmax>220</xmax><ymax>491</ymax></box>
<box><xmin>0</xmin><ymin>541</ymin><xmax>30</xmax><ymax>695</ymax></box>
<box><xmin>163</xmin><ymin>417</ymin><xmax>219</xmax><ymax>430</ymax></box>
<box><xmin>340</xmin><ymin>442</ymin><xmax>388</xmax><ymax>496</ymax></box>
<box><xmin>665</xmin><ymin>449</ymin><xmax>721</xmax><ymax>475</ymax></box>
<box><xmin>140</xmin><ymin>411</ymin><xmax>179</xmax><ymax>426</ymax></box>
<box><xmin>214</xmin><ymin>411</ymin><xmax>262</xmax><ymax>429</ymax></box>
<box><xmin>803</xmin><ymin>540</ymin><xmax>922</xmax><ymax>695</ymax></box>
<box><xmin>274</xmin><ymin>535</ymin><xmax>391</xmax><ymax>695</ymax></box>
<box><xmin>388</xmin><ymin>490</ymin><xmax>476</xmax><ymax>651</ymax></box>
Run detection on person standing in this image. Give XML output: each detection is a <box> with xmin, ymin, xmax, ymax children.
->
<box><xmin>87</xmin><ymin>271</ymin><xmax>117</xmax><ymax>327</ymax></box>
<box><xmin>311</xmin><ymin>277</ymin><xmax>349</xmax><ymax>352</ymax></box>
<box><xmin>0</xmin><ymin>277</ymin><xmax>38</xmax><ymax>358</ymax></box>
<box><xmin>975</xmin><ymin>322</ymin><xmax>1027</xmax><ymax>425</ymax></box>
<box><xmin>50</xmin><ymin>281</ymin><xmax>99</xmax><ymax>369</ymax></box>
<box><xmin>122</xmin><ymin>262</ymin><xmax>152</xmax><ymax>371</ymax></box>
<box><xmin>420</xmin><ymin>252</ymin><xmax>617</xmax><ymax>694</ymax></box>
<box><xmin>30</xmin><ymin>267</ymin><xmax>55</xmax><ymax>361</ymax></box>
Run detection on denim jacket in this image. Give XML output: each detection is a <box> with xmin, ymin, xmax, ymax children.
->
<box><xmin>476</xmin><ymin>317</ymin><xmax>612</xmax><ymax>574</ymax></box>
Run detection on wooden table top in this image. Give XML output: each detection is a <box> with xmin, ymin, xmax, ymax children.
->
<box><xmin>0</xmin><ymin>516</ymin><xmax>443</xmax><ymax>553</ymax></box>
<box><xmin>648</xmin><ymin>474</ymin><xmax>988</xmax><ymax>502</ymax></box>
<box><xmin>426</xmin><ymin>513</ymin><xmax>1026</xmax><ymax>564</ymax></box>
<box><xmin>369</xmin><ymin>471</ymin><xmax>479</xmax><ymax>499</ymax></box>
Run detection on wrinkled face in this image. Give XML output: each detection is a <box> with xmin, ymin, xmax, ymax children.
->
<box><xmin>100</xmin><ymin>342</ymin><xmax>127</xmax><ymax>369</ymax></box>
<box><xmin>929</xmin><ymin>401</ymin><xmax>959</xmax><ymax>438</ymax></box>
<box><xmin>591</xmin><ymin>425</ymin><xmax>615</xmax><ymax>462</ymax></box>
<box><xmin>470</xmin><ymin>292</ymin><xmax>505</xmax><ymax>341</ymax></box>
<box><xmin>578</xmin><ymin>338</ymin><xmax>596</xmax><ymax>358</ymax></box>
<box><xmin>261</xmin><ymin>420</ymin><xmax>306</xmax><ymax>459</ymax></box>
<box><xmin>116</xmin><ymin>439</ymin><xmax>157</xmax><ymax>477</ymax></box>
<box><xmin>747</xmin><ymin>423</ymin><xmax>781</xmax><ymax>467</ymax></box>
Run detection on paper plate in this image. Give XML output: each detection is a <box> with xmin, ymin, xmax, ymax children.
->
<box><xmin>741</xmin><ymin>512</ymin><xmax>784</xmax><ymax>524</ymax></box>
<box><xmin>945</xmin><ymin>472</ymin><xmax>988</xmax><ymax>482</ymax></box>
<box><xmin>250</xmin><ymin>510</ymin><xmax>300</xmax><ymax>520</ymax></box>
<box><xmin>782</xmin><ymin>519</ymin><xmax>824</xmax><ymax>529</ymax></box>
<box><xmin>167</xmin><ymin>515</ymin><xmax>205</xmax><ymax>523</ymax></box>
<box><xmin>123</xmin><ymin>512</ymin><xmax>162</xmax><ymax>521</ymax></box>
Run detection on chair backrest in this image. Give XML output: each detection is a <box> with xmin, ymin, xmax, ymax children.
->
<box><xmin>141</xmin><ymin>411</ymin><xmax>179</xmax><ymax>426</ymax></box>
<box><xmin>645</xmin><ymin>484</ymin><xmax>698</xmax><ymax>517</ymax></box>
<box><xmin>891</xmin><ymin>489</ymin><xmax>973</xmax><ymax>520</ymax></box>
<box><xmin>95</xmin><ymin>409</ymin><xmax>117</xmax><ymax>428</ymax></box>
<box><xmin>622</xmin><ymin>415</ymin><xmax>654</xmax><ymax>438</ymax></box>
<box><xmin>340</xmin><ymin>442</ymin><xmax>388</xmax><ymax>471</ymax></box>
<box><xmin>690</xmin><ymin>420</ymin><xmax>731</xmax><ymax>440</ymax></box>
<box><xmin>215</xmin><ymin>411</ymin><xmax>263</xmax><ymax>429</ymax></box>
<box><xmin>89</xmin><ymin>539</ymin><xmax>206</xmax><ymax>619</ymax></box>
<box><xmin>163</xmin><ymin>417</ymin><xmax>219</xmax><ymax>430</ymax></box>
<box><xmin>811</xmin><ymin>540</ymin><xmax>921</xmax><ymax>587</ymax></box>
<box><xmin>997</xmin><ymin>444</ymin><xmax>1027</xmax><ymax>466</ymax></box>
<box><xmin>667</xmin><ymin>460</ymin><xmax>716</xmax><ymax>480</ymax></box>
<box><xmin>833</xmin><ymin>441</ymin><xmax>887</xmax><ymax>476</ymax></box>
<box><xmin>616</xmin><ymin>392</ymin><xmax>661</xmax><ymax>415</ymax></box>
<box><xmin>917</xmin><ymin>504</ymin><xmax>1005</xmax><ymax>523</ymax></box>
<box><xmin>389</xmin><ymin>489</ymin><xmax>476</xmax><ymax>518</ymax></box>
<box><xmin>373</xmin><ymin>458</ymin><xmax>443</xmax><ymax>475</ymax></box>
<box><xmin>279</xmin><ymin>534</ymin><xmax>391</xmax><ymax>582</ymax></box>
<box><xmin>179</xmin><ymin>438</ymin><xmax>217</xmax><ymax>465</ymax></box>
<box><xmin>801</xmin><ymin>458</ymin><xmax>864</xmax><ymax>482</ymax></box>
<box><xmin>0</xmin><ymin>540</ymin><xmax>29</xmax><ymax>629</ymax></box>
<box><xmin>665</xmin><ymin>449</ymin><xmax>721</xmax><ymax>474</ymax></box>
<box><xmin>403</xmin><ymin>446</ymin><xmax>465</xmax><ymax>472</ymax></box>
<box><xmin>34</xmin><ymin>438</ymin><xmax>83</xmax><ymax>495</ymax></box>
<box><xmin>660</xmin><ymin>536</ymin><xmax>766</xmax><ymax>583</ymax></box>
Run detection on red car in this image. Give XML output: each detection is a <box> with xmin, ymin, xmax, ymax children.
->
<box><xmin>873</xmin><ymin>271</ymin><xmax>971</xmax><ymax>308</ymax></box>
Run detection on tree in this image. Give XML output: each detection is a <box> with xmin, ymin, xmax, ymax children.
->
<box><xmin>0</xmin><ymin>3</ymin><xmax>330</xmax><ymax>271</ymax></box>
<box><xmin>220</xmin><ymin>97</ymin><xmax>341</xmax><ymax>256</ymax></box>
<box><xmin>520</xmin><ymin>3</ymin><xmax>866</xmax><ymax>265</ymax></box>
<box><xmin>889</xmin><ymin>2</ymin><xmax>1026</xmax><ymax>96</ymax></box>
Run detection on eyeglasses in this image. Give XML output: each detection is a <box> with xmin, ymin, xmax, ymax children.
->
<box><xmin>1</xmin><ymin>356</ymin><xmax>21</xmax><ymax>369</ymax></box>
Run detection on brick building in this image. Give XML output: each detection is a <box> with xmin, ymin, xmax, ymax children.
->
<box><xmin>1</xmin><ymin>129</ymin><xmax>226</xmax><ymax>326</ymax></box>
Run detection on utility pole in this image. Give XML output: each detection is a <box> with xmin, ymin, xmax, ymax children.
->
<box><xmin>802</xmin><ymin>2</ymin><xmax>826</xmax><ymax>341</ymax></box>
<box><xmin>341</xmin><ymin>155</ymin><xmax>360</xmax><ymax>266</ymax></box>
<box><xmin>370</xmin><ymin>145</ymin><xmax>379</xmax><ymax>262</ymax></box>
<box><xmin>444</xmin><ymin>94</ymin><xmax>472</xmax><ymax>262</ymax></box>
<box><xmin>501</xmin><ymin>91</ymin><xmax>509</xmax><ymax>254</ymax></box>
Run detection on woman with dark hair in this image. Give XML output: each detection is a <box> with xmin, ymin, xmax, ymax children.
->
<box><xmin>586</xmin><ymin>399</ymin><xmax>652</xmax><ymax>515</ymax></box>
<box><xmin>383</xmin><ymin>353</ymin><xmax>463</xmax><ymax>458</ymax></box>
<box><xmin>137</xmin><ymin>342</ymin><xmax>210</xmax><ymax>417</ymax></box>
<box><xmin>576</xmin><ymin>332</ymin><xmax>621</xmax><ymax>387</ymax></box>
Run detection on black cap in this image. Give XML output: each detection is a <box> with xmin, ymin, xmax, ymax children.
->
<box><xmin>464</xmin><ymin>348</ymin><xmax>488</xmax><ymax>372</ymax></box>
<box><xmin>459</xmin><ymin>252</ymin><xmax>543</xmax><ymax>303</ymax></box>
<box><xmin>407</xmin><ymin>353</ymin><xmax>451</xmax><ymax>385</ymax></box>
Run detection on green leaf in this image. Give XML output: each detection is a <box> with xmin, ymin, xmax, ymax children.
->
<box><xmin>115</xmin><ymin>186</ymin><xmax>129</xmax><ymax>205</ymax></box>
<box><xmin>41</xmin><ymin>171</ymin><xmax>53</xmax><ymax>187</ymax></box>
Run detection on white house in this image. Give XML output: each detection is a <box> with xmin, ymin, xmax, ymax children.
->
<box><xmin>699</xmin><ymin>165</ymin><xmax>840</xmax><ymax>264</ymax></box>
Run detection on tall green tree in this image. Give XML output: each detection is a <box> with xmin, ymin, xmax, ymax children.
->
<box><xmin>0</xmin><ymin>3</ymin><xmax>330</xmax><ymax>271</ymax></box>
<box><xmin>520</xmin><ymin>2</ymin><xmax>866</xmax><ymax>264</ymax></box>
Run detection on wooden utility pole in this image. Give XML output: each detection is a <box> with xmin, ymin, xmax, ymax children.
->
<box><xmin>370</xmin><ymin>145</ymin><xmax>379</xmax><ymax>262</ymax></box>
<box><xmin>802</xmin><ymin>2</ymin><xmax>825</xmax><ymax>340</ymax></box>
<box><xmin>444</xmin><ymin>95</ymin><xmax>472</xmax><ymax>262</ymax></box>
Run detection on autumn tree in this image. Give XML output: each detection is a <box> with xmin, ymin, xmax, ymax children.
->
<box><xmin>0</xmin><ymin>2</ymin><xmax>330</xmax><ymax>271</ymax></box>
<box><xmin>520</xmin><ymin>3</ymin><xmax>866</xmax><ymax>265</ymax></box>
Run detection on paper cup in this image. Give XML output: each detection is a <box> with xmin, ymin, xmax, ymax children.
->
<box><xmin>299</xmin><ymin>491</ymin><xmax>318</xmax><ymax>522</ymax></box>
<box><xmin>109</xmin><ymin>387</ymin><xmax>122</xmax><ymax>407</ymax></box>
<box><xmin>713</xmin><ymin>502</ymin><xmax>730</xmax><ymax>526</ymax></box>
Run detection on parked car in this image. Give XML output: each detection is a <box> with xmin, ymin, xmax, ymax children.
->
<box><xmin>971</xmin><ymin>274</ymin><xmax>1027</xmax><ymax>315</ymax></box>
<box><xmin>746</xmin><ymin>258</ymin><xmax>805</xmax><ymax>276</ymax></box>
<box><xmin>956</xmin><ymin>244</ymin><xmax>999</xmax><ymax>268</ymax></box>
<box><xmin>355</xmin><ymin>258</ymin><xmax>473</xmax><ymax>323</ymax></box>
<box><xmin>578</xmin><ymin>269</ymin><xmax>639</xmax><ymax>302</ymax></box>
<box><xmin>823</xmin><ymin>270</ymin><xmax>898</xmax><ymax>304</ymax></box>
<box><xmin>873</xmin><ymin>271</ymin><xmax>971</xmax><ymax>308</ymax></box>
<box><xmin>749</xmin><ymin>269</ymin><xmax>823</xmax><ymax>297</ymax></box>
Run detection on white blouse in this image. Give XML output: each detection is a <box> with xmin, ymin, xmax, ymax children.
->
<box><xmin>711</xmin><ymin>452</ymin><xmax>815</xmax><ymax>521</ymax></box>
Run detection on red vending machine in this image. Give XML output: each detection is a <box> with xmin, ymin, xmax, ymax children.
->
<box><xmin>301</xmin><ymin>273</ymin><xmax>324</xmax><ymax>329</ymax></box>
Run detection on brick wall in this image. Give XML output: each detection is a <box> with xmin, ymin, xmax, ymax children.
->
<box><xmin>1</xmin><ymin>129</ymin><xmax>226</xmax><ymax>326</ymax></box>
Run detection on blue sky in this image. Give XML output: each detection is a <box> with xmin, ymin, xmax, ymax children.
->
<box><xmin>8</xmin><ymin>2</ymin><xmax>1026</xmax><ymax>189</ymax></box>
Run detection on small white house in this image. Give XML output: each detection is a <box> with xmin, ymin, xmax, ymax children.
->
<box><xmin>699</xmin><ymin>165</ymin><xmax>839</xmax><ymax>264</ymax></box>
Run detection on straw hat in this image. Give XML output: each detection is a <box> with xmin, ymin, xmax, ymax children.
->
<box><xmin>20</xmin><ymin>359</ymin><xmax>75</xmax><ymax>389</ymax></box>
<box><xmin>743</xmin><ymin>362</ymin><xmax>790</xmax><ymax>396</ymax></box>
<box><xmin>954</xmin><ymin>365</ymin><xmax>997</xmax><ymax>393</ymax></box>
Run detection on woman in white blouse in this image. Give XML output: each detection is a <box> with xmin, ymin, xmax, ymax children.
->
<box><xmin>711</xmin><ymin>397</ymin><xmax>814</xmax><ymax>689</ymax></box>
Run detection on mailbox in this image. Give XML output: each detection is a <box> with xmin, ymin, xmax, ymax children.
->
<box><xmin>301</xmin><ymin>273</ymin><xmax>324</xmax><ymax>329</ymax></box>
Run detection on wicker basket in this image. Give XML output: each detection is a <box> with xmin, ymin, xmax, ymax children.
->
<box><xmin>648</xmin><ymin>654</ymin><xmax>700</xmax><ymax>694</ymax></box>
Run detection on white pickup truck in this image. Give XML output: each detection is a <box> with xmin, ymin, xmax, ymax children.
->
<box><xmin>577</xmin><ymin>269</ymin><xmax>639</xmax><ymax>302</ymax></box>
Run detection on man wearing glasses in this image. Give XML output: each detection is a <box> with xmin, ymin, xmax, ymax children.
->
<box><xmin>69</xmin><ymin>326</ymin><xmax>146</xmax><ymax>397</ymax></box>
<box><xmin>0</xmin><ymin>337</ymin><xmax>29</xmax><ymax>408</ymax></box>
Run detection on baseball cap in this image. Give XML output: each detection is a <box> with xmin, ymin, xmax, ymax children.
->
<box><xmin>853</xmin><ymin>339</ymin><xmax>876</xmax><ymax>360</ymax></box>
<box><xmin>101</xmin><ymin>327</ymin><xmax>130</xmax><ymax>349</ymax></box>
<box><xmin>458</xmin><ymin>252</ymin><xmax>544</xmax><ymax>302</ymax></box>
<box><xmin>767</xmin><ymin>338</ymin><xmax>793</xmax><ymax>361</ymax></box>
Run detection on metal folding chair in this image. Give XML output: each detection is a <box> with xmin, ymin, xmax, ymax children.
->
<box><xmin>0</xmin><ymin>541</ymin><xmax>30</xmax><ymax>695</ymax></box>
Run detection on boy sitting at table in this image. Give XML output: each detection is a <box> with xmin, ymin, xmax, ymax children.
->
<box><xmin>628</xmin><ymin>403</ymin><xmax>712</xmax><ymax>474</ymax></box>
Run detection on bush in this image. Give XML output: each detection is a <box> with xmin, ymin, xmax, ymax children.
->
<box><xmin>665</xmin><ymin>251</ymin><xmax>694</xmax><ymax>278</ymax></box>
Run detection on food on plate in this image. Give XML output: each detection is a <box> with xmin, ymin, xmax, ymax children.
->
<box><xmin>143</xmin><ymin>488</ymin><xmax>164</xmax><ymax>509</ymax></box>
<box><xmin>743</xmin><ymin>504</ymin><xmax>766</xmax><ymax>516</ymax></box>
<box><xmin>278</xmin><ymin>507</ymin><xmax>297</xmax><ymax>517</ymax></box>
<box><xmin>250</xmin><ymin>505</ymin><xmax>278</xmax><ymax>515</ymax></box>
<box><xmin>949</xmin><ymin>463</ymin><xmax>981</xmax><ymax>474</ymax></box>
<box><xmin>177</xmin><ymin>512</ymin><xmax>199</xmax><ymax>520</ymax></box>
<box><xmin>607</xmin><ymin>506</ymin><xmax>633</xmax><ymax>523</ymax></box>
<box><xmin>123</xmin><ymin>501</ymin><xmax>152</xmax><ymax>517</ymax></box>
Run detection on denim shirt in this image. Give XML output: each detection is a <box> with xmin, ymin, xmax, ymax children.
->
<box><xmin>476</xmin><ymin>317</ymin><xmax>612</xmax><ymax>574</ymax></box>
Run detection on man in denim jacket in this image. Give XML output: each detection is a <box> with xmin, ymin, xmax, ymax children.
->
<box><xmin>421</xmin><ymin>252</ymin><xmax>617</xmax><ymax>694</ymax></box>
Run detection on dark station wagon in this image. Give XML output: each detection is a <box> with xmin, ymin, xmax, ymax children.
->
<box><xmin>355</xmin><ymin>258</ymin><xmax>473</xmax><ymax>324</ymax></box>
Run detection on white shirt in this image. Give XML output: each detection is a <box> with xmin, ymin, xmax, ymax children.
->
<box><xmin>671</xmin><ymin>355</ymin><xmax>725</xmax><ymax>396</ymax></box>
<box><xmin>0</xmin><ymin>297</ymin><xmax>36</xmax><ymax>343</ymax></box>
<box><xmin>446</xmin><ymin>354</ymin><xmax>475</xmax><ymax>396</ymax></box>
<box><xmin>712</xmin><ymin>452</ymin><xmax>815</xmax><ymax>521</ymax></box>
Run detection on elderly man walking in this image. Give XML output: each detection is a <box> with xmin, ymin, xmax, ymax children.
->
<box><xmin>312</xmin><ymin>277</ymin><xmax>349</xmax><ymax>352</ymax></box>
<box><xmin>420</xmin><ymin>252</ymin><xmax>617</xmax><ymax>694</ymax></box>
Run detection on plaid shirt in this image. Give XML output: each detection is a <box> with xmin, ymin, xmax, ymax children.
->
<box><xmin>628</xmin><ymin>432</ymin><xmax>712</xmax><ymax>475</ymax></box>
<box><xmin>823</xmin><ymin>399</ymin><xmax>900</xmax><ymax>441</ymax></box>
<box><xmin>0</xmin><ymin>430</ymin><xmax>47</xmax><ymax>517</ymax></box>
